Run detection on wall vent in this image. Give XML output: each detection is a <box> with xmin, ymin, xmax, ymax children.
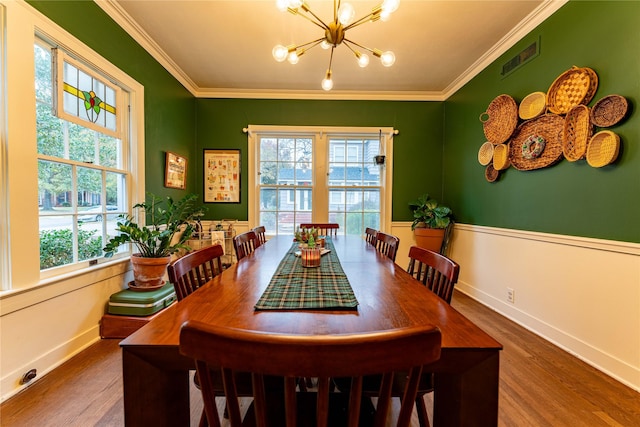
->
<box><xmin>501</xmin><ymin>38</ymin><xmax>540</xmax><ymax>78</ymax></box>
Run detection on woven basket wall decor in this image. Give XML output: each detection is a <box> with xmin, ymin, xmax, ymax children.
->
<box><xmin>586</xmin><ymin>131</ymin><xmax>620</xmax><ymax>167</ymax></box>
<box><xmin>492</xmin><ymin>143</ymin><xmax>510</xmax><ymax>170</ymax></box>
<box><xmin>547</xmin><ymin>66</ymin><xmax>597</xmax><ymax>115</ymax></box>
<box><xmin>519</xmin><ymin>92</ymin><xmax>546</xmax><ymax>120</ymax></box>
<box><xmin>563</xmin><ymin>105</ymin><xmax>592</xmax><ymax>162</ymax></box>
<box><xmin>508</xmin><ymin>114</ymin><xmax>565</xmax><ymax>171</ymax></box>
<box><xmin>590</xmin><ymin>95</ymin><xmax>628</xmax><ymax>128</ymax></box>
<box><xmin>480</xmin><ymin>94</ymin><xmax>518</xmax><ymax>144</ymax></box>
<box><xmin>477</xmin><ymin>141</ymin><xmax>495</xmax><ymax>166</ymax></box>
<box><xmin>485</xmin><ymin>163</ymin><xmax>499</xmax><ymax>182</ymax></box>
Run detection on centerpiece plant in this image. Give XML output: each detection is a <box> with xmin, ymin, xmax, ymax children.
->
<box><xmin>104</xmin><ymin>193</ymin><xmax>205</xmax><ymax>290</ymax></box>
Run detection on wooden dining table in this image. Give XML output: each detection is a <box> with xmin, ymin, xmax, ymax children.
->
<box><xmin>120</xmin><ymin>235</ymin><xmax>502</xmax><ymax>427</ymax></box>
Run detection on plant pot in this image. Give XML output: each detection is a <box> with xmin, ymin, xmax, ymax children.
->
<box><xmin>130</xmin><ymin>254</ymin><xmax>171</xmax><ymax>291</ymax></box>
<box><xmin>413</xmin><ymin>227</ymin><xmax>446</xmax><ymax>253</ymax></box>
<box><xmin>374</xmin><ymin>155</ymin><xmax>386</xmax><ymax>165</ymax></box>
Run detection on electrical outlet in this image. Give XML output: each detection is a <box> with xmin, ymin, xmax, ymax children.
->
<box><xmin>506</xmin><ymin>287</ymin><xmax>515</xmax><ymax>304</ymax></box>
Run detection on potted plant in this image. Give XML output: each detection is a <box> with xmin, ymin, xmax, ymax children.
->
<box><xmin>409</xmin><ymin>194</ymin><xmax>453</xmax><ymax>253</ymax></box>
<box><xmin>104</xmin><ymin>193</ymin><xmax>205</xmax><ymax>291</ymax></box>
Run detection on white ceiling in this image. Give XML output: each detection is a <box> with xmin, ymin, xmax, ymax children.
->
<box><xmin>99</xmin><ymin>0</ymin><xmax>566</xmax><ymax>100</ymax></box>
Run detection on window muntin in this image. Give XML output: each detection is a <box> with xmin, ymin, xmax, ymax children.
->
<box><xmin>36</xmin><ymin>40</ymin><xmax>129</xmax><ymax>273</ymax></box>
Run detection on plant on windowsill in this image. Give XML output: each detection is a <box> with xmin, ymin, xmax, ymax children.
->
<box><xmin>103</xmin><ymin>193</ymin><xmax>205</xmax><ymax>291</ymax></box>
<box><xmin>409</xmin><ymin>194</ymin><xmax>453</xmax><ymax>253</ymax></box>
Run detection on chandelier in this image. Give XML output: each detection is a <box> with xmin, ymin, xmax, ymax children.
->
<box><xmin>272</xmin><ymin>0</ymin><xmax>400</xmax><ymax>91</ymax></box>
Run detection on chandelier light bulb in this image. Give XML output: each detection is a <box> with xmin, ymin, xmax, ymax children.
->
<box><xmin>287</xmin><ymin>51</ymin><xmax>300</xmax><ymax>64</ymax></box>
<box><xmin>357</xmin><ymin>52</ymin><xmax>370</xmax><ymax>68</ymax></box>
<box><xmin>321</xmin><ymin>40</ymin><xmax>331</xmax><ymax>50</ymax></box>
<box><xmin>381</xmin><ymin>0</ymin><xmax>400</xmax><ymax>14</ymax></box>
<box><xmin>272</xmin><ymin>44</ymin><xmax>289</xmax><ymax>62</ymax></box>
<box><xmin>275</xmin><ymin>0</ymin><xmax>289</xmax><ymax>12</ymax></box>
<box><xmin>380</xmin><ymin>51</ymin><xmax>396</xmax><ymax>67</ymax></box>
<box><xmin>287</xmin><ymin>0</ymin><xmax>304</xmax><ymax>9</ymax></box>
<box><xmin>380</xmin><ymin>10</ymin><xmax>392</xmax><ymax>21</ymax></box>
<box><xmin>321</xmin><ymin>70</ymin><xmax>333</xmax><ymax>91</ymax></box>
<box><xmin>337</xmin><ymin>2</ymin><xmax>356</xmax><ymax>26</ymax></box>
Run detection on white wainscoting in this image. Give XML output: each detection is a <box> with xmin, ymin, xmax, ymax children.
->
<box><xmin>392</xmin><ymin>222</ymin><xmax>639</xmax><ymax>392</ymax></box>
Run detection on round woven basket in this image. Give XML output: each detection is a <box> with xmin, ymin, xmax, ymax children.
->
<box><xmin>586</xmin><ymin>131</ymin><xmax>620</xmax><ymax>167</ymax></box>
<box><xmin>519</xmin><ymin>92</ymin><xmax>546</xmax><ymax>120</ymax></box>
<box><xmin>508</xmin><ymin>114</ymin><xmax>565</xmax><ymax>171</ymax></box>
<box><xmin>590</xmin><ymin>95</ymin><xmax>628</xmax><ymax>128</ymax></box>
<box><xmin>480</xmin><ymin>94</ymin><xmax>518</xmax><ymax>144</ymax></box>
<box><xmin>485</xmin><ymin>163</ymin><xmax>499</xmax><ymax>182</ymax></box>
<box><xmin>492</xmin><ymin>143</ymin><xmax>510</xmax><ymax>170</ymax></box>
<box><xmin>582</xmin><ymin>67</ymin><xmax>599</xmax><ymax>106</ymax></box>
<box><xmin>477</xmin><ymin>141</ymin><xmax>494</xmax><ymax>166</ymax></box>
<box><xmin>547</xmin><ymin>66</ymin><xmax>594</xmax><ymax>115</ymax></box>
<box><xmin>563</xmin><ymin>105</ymin><xmax>592</xmax><ymax>162</ymax></box>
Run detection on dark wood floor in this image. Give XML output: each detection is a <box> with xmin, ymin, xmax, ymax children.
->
<box><xmin>2</xmin><ymin>291</ymin><xmax>639</xmax><ymax>426</ymax></box>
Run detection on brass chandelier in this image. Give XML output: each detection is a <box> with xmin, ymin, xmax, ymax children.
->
<box><xmin>272</xmin><ymin>0</ymin><xmax>400</xmax><ymax>91</ymax></box>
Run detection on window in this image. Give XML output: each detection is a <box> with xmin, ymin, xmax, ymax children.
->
<box><xmin>248</xmin><ymin>126</ymin><xmax>394</xmax><ymax>237</ymax></box>
<box><xmin>35</xmin><ymin>39</ymin><xmax>132</xmax><ymax>276</ymax></box>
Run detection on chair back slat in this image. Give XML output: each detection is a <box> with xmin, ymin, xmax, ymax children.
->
<box><xmin>233</xmin><ymin>230</ymin><xmax>259</xmax><ymax>261</ymax></box>
<box><xmin>407</xmin><ymin>246</ymin><xmax>460</xmax><ymax>304</ymax></box>
<box><xmin>180</xmin><ymin>322</ymin><xmax>441</xmax><ymax>427</ymax></box>
<box><xmin>375</xmin><ymin>232</ymin><xmax>400</xmax><ymax>262</ymax></box>
<box><xmin>167</xmin><ymin>244</ymin><xmax>224</xmax><ymax>301</ymax></box>
<box><xmin>253</xmin><ymin>225</ymin><xmax>267</xmax><ymax>246</ymax></box>
<box><xmin>365</xmin><ymin>227</ymin><xmax>378</xmax><ymax>245</ymax></box>
<box><xmin>299</xmin><ymin>223</ymin><xmax>339</xmax><ymax>237</ymax></box>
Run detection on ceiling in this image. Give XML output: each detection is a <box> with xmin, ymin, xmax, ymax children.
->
<box><xmin>99</xmin><ymin>0</ymin><xmax>565</xmax><ymax>100</ymax></box>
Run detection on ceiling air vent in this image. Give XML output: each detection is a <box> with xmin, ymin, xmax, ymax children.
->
<box><xmin>501</xmin><ymin>37</ymin><xmax>540</xmax><ymax>78</ymax></box>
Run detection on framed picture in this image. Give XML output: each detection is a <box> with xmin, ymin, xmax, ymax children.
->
<box><xmin>204</xmin><ymin>149</ymin><xmax>240</xmax><ymax>203</ymax></box>
<box><xmin>164</xmin><ymin>152</ymin><xmax>187</xmax><ymax>189</ymax></box>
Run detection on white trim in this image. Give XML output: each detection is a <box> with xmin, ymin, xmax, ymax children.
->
<box><xmin>0</xmin><ymin>3</ymin><xmax>9</xmax><ymax>291</ymax></box>
<box><xmin>95</xmin><ymin>0</ymin><xmax>567</xmax><ymax>101</ymax></box>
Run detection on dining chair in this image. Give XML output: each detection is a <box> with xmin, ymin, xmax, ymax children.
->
<box><xmin>365</xmin><ymin>227</ymin><xmax>378</xmax><ymax>246</ymax></box>
<box><xmin>299</xmin><ymin>223</ymin><xmax>339</xmax><ymax>237</ymax></box>
<box><xmin>180</xmin><ymin>321</ymin><xmax>442</xmax><ymax>427</ymax></box>
<box><xmin>253</xmin><ymin>225</ymin><xmax>267</xmax><ymax>246</ymax></box>
<box><xmin>233</xmin><ymin>230</ymin><xmax>260</xmax><ymax>261</ymax></box>
<box><xmin>167</xmin><ymin>244</ymin><xmax>225</xmax><ymax>301</ymax></box>
<box><xmin>375</xmin><ymin>231</ymin><xmax>400</xmax><ymax>262</ymax></box>
<box><xmin>406</xmin><ymin>245</ymin><xmax>460</xmax><ymax>427</ymax></box>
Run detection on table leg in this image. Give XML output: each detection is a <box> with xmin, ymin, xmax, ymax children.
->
<box><xmin>122</xmin><ymin>348</ymin><xmax>191</xmax><ymax>426</ymax></box>
<box><xmin>432</xmin><ymin>352</ymin><xmax>500</xmax><ymax>427</ymax></box>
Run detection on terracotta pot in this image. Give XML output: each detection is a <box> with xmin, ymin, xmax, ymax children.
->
<box><xmin>414</xmin><ymin>227</ymin><xmax>446</xmax><ymax>253</ymax></box>
<box><xmin>130</xmin><ymin>254</ymin><xmax>171</xmax><ymax>290</ymax></box>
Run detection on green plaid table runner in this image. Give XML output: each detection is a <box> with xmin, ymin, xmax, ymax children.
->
<box><xmin>254</xmin><ymin>239</ymin><xmax>358</xmax><ymax>310</ymax></box>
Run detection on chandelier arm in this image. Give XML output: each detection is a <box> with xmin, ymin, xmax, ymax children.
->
<box><xmin>291</xmin><ymin>6</ymin><xmax>329</xmax><ymax>30</ymax></box>
<box><xmin>327</xmin><ymin>45</ymin><xmax>335</xmax><ymax>72</ymax></box>
<box><xmin>296</xmin><ymin>37</ymin><xmax>327</xmax><ymax>50</ymax></box>
<box><xmin>342</xmin><ymin>12</ymin><xmax>377</xmax><ymax>31</ymax></box>
<box><xmin>343</xmin><ymin>38</ymin><xmax>378</xmax><ymax>56</ymax></box>
<box><xmin>341</xmin><ymin>40</ymin><xmax>359</xmax><ymax>56</ymax></box>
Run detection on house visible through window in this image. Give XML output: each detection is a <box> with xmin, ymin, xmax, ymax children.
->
<box><xmin>249</xmin><ymin>126</ymin><xmax>394</xmax><ymax>237</ymax></box>
<box><xmin>36</xmin><ymin>39</ymin><xmax>130</xmax><ymax>274</ymax></box>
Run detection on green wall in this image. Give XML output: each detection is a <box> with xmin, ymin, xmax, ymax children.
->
<box><xmin>195</xmin><ymin>99</ymin><xmax>444</xmax><ymax>221</ymax></box>
<box><xmin>28</xmin><ymin>0</ymin><xmax>197</xmax><ymax>198</ymax></box>
<box><xmin>443</xmin><ymin>0</ymin><xmax>639</xmax><ymax>243</ymax></box>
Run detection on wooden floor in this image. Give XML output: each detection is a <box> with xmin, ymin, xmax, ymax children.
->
<box><xmin>2</xmin><ymin>291</ymin><xmax>640</xmax><ymax>426</ymax></box>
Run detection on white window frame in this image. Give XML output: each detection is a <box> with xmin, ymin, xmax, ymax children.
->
<box><xmin>1</xmin><ymin>0</ymin><xmax>145</xmax><ymax>292</ymax></box>
<box><xmin>247</xmin><ymin>125</ymin><xmax>395</xmax><ymax>234</ymax></box>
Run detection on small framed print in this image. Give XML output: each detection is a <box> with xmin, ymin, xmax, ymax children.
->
<box><xmin>204</xmin><ymin>149</ymin><xmax>240</xmax><ymax>203</ymax></box>
<box><xmin>164</xmin><ymin>152</ymin><xmax>187</xmax><ymax>189</ymax></box>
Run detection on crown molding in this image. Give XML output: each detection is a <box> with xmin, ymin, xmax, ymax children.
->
<box><xmin>95</xmin><ymin>0</ymin><xmax>568</xmax><ymax>101</ymax></box>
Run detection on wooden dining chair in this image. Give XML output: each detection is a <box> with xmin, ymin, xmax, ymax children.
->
<box><xmin>406</xmin><ymin>245</ymin><xmax>460</xmax><ymax>427</ymax></box>
<box><xmin>253</xmin><ymin>225</ymin><xmax>267</xmax><ymax>246</ymax></box>
<box><xmin>365</xmin><ymin>227</ymin><xmax>378</xmax><ymax>246</ymax></box>
<box><xmin>167</xmin><ymin>244</ymin><xmax>225</xmax><ymax>301</ymax></box>
<box><xmin>233</xmin><ymin>230</ymin><xmax>259</xmax><ymax>261</ymax></box>
<box><xmin>299</xmin><ymin>223</ymin><xmax>339</xmax><ymax>237</ymax></box>
<box><xmin>180</xmin><ymin>321</ymin><xmax>442</xmax><ymax>427</ymax></box>
<box><xmin>375</xmin><ymin>231</ymin><xmax>400</xmax><ymax>262</ymax></box>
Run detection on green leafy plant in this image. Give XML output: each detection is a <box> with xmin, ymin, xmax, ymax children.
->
<box><xmin>409</xmin><ymin>194</ymin><xmax>452</xmax><ymax>230</ymax></box>
<box><xmin>103</xmin><ymin>193</ymin><xmax>205</xmax><ymax>258</ymax></box>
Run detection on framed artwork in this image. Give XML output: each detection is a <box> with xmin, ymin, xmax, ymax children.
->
<box><xmin>204</xmin><ymin>149</ymin><xmax>240</xmax><ymax>203</ymax></box>
<box><xmin>164</xmin><ymin>152</ymin><xmax>187</xmax><ymax>189</ymax></box>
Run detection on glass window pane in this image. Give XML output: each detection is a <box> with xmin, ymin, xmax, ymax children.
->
<box><xmin>38</xmin><ymin>160</ymin><xmax>72</xmax><ymax>213</ymax></box>
<box><xmin>39</xmin><ymin>217</ymin><xmax>74</xmax><ymax>269</ymax></box>
<box><xmin>260</xmin><ymin>188</ymin><xmax>277</xmax><ymax>210</ymax></box>
<box><xmin>345</xmin><ymin>212</ymin><xmax>363</xmax><ymax>236</ymax></box>
<box><xmin>77</xmin><ymin>166</ymin><xmax>102</xmax><ymax>207</ymax></box>
<box><xmin>260</xmin><ymin>161</ymin><xmax>277</xmax><ymax>184</ymax></box>
<box><xmin>77</xmin><ymin>224</ymin><xmax>104</xmax><ymax>262</ymax></box>
<box><xmin>260</xmin><ymin>138</ymin><xmax>277</xmax><ymax>161</ymax></box>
